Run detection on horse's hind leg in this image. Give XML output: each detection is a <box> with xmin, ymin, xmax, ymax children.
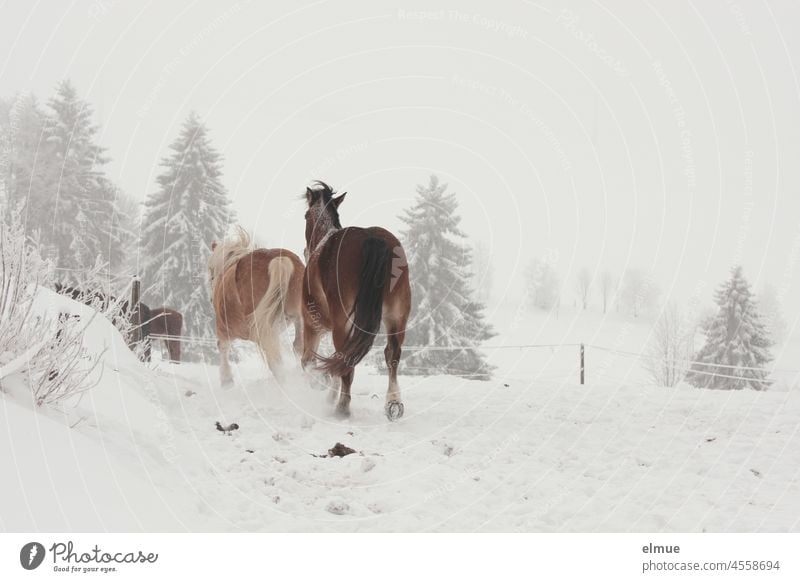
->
<box><xmin>331</xmin><ymin>327</ymin><xmax>353</xmax><ymax>417</ymax></box>
<box><xmin>170</xmin><ymin>338</ymin><xmax>181</xmax><ymax>363</ymax></box>
<box><xmin>336</xmin><ymin>368</ymin><xmax>354</xmax><ymax>418</ymax></box>
<box><xmin>384</xmin><ymin>320</ymin><xmax>405</xmax><ymax>421</ymax></box>
<box><xmin>292</xmin><ymin>315</ymin><xmax>303</xmax><ymax>358</ymax></box>
<box><xmin>218</xmin><ymin>338</ymin><xmax>234</xmax><ymax>387</ymax></box>
<box><xmin>300</xmin><ymin>316</ymin><xmax>321</xmax><ymax>370</ymax></box>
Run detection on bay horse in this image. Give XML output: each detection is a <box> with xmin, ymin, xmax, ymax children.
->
<box><xmin>208</xmin><ymin>227</ymin><xmax>305</xmax><ymax>386</ymax></box>
<box><xmin>136</xmin><ymin>305</ymin><xmax>183</xmax><ymax>363</ymax></box>
<box><xmin>301</xmin><ymin>181</ymin><xmax>411</xmax><ymax>420</ymax></box>
<box><xmin>54</xmin><ymin>283</ymin><xmax>183</xmax><ymax>363</ymax></box>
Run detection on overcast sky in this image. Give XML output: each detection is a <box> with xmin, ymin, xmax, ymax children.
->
<box><xmin>2</xmin><ymin>0</ymin><xmax>799</xmax><ymax>323</ymax></box>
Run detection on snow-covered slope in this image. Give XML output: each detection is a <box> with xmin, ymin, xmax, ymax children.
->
<box><xmin>0</xmin><ymin>289</ymin><xmax>224</xmax><ymax>531</ymax></box>
<box><xmin>1</xmin><ymin>297</ymin><xmax>798</xmax><ymax>532</ymax></box>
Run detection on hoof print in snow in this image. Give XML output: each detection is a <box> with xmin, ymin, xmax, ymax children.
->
<box><xmin>750</xmin><ymin>469</ymin><xmax>762</xmax><ymax>478</ymax></box>
<box><xmin>185</xmin><ymin>390</ymin><xmax>196</xmax><ymax>397</ymax></box>
<box><xmin>328</xmin><ymin>442</ymin><xmax>357</xmax><ymax>457</ymax></box>
<box><xmin>215</xmin><ymin>421</ymin><xmax>239</xmax><ymax>435</ymax></box>
<box><xmin>326</xmin><ymin>500</ymin><xmax>350</xmax><ymax>515</ymax></box>
<box><xmin>245</xmin><ymin>449</ymin><xmax>255</xmax><ymax>454</ymax></box>
<box><xmin>705</xmin><ymin>437</ymin><xmax>716</xmax><ymax>443</ymax></box>
<box><xmin>432</xmin><ymin>441</ymin><xmax>455</xmax><ymax>457</ymax></box>
<box><xmin>361</xmin><ymin>457</ymin><xmax>376</xmax><ymax>472</ymax></box>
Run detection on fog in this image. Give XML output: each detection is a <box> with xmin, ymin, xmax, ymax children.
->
<box><xmin>2</xmin><ymin>0</ymin><xmax>798</xmax><ymax>326</ymax></box>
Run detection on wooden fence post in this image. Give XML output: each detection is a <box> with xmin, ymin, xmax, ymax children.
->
<box><xmin>130</xmin><ymin>276</ymin><xmax>142</xmax><ymax>348</ymax></box>
<box><xmin>580</xmin><ymin>343</ymin><xmax>585</xmax><ymax>385</ymax></box>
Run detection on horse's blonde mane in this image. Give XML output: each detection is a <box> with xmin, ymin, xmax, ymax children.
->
<box><xmin>208</xmin><ymin>225</ymin><xmax>254</xmax><ymax>281</ymax></box>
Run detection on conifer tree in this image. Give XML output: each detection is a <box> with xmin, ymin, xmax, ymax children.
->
<box><xmin>1</xmin><ymin>93</ymin><xmax>54</xmax><ymax>225</ymax></box>
<box><xmin>399</xmin><ymin>175</ymin><xmax>494</xmax><ymax>379</ymax></box>
<box><xmin>687</xmin><ymin>266</ymin><xmax>772</xmax><ymax>390</ymax></box>
<box><xmin>44</xmin><ymin>80</ymin><xmax>110</xmax><ymax>270</ymax></box>
<box><xmin>140</xmin><ymin>112</ymin><xmax>235</xmax><ymax>359</ymax></box>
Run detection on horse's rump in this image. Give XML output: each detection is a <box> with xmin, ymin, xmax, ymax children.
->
<box><xmin>146</xmin><ymin>307</ymin><xmax>183</xmax><ymax>362</ymax></box>
<box><xmin>314</xmin><ymin>227</ymin><xmax>404</xmax><ymax>376</ymax></box>
<box><xmin>212</xmin><ymin>247</ymin><xmax>304</xmax><ymax>344</ymax></box>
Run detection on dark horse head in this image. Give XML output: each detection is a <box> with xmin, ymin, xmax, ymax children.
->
<box><xmin>303</xmin><ymin>181</ymin><xmax>346</xmax><ymax>261</ymax></box>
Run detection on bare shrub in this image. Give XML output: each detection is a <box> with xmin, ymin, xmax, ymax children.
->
<box><xmin>644</xmin><ymin>303</ymin><xmax>695</xmax><ymax>387</ymax></box>
<box><xmin>0</xmin><ymin>207</ymin><xmax>108</xmax><ymax>405</ymax></box>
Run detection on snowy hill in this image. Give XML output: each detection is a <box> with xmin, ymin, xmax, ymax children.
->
<box><xmin>1</xmin><ymin>297</ymin><xmax>798</xmax><ymax>532</ymax></box>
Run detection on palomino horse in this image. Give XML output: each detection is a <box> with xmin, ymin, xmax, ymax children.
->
<box><xmin>208</xmin><ymin>227</ymin><xmax>305</xmax><ymax>386</ymax></box>
<box><xmin>301</xmin><ymin>182</ymin><xmax>411</xmax><ymax>420</ymax></box>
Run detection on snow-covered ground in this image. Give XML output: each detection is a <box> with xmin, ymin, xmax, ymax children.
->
<box><xmin>2</xmin><ymin>294</ymin><xmax>799</xmax><ymax>532</ymax></box>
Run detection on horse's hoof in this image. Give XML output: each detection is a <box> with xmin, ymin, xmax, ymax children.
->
<box><xmin>221</xmin><ymin>380</ymin><xmax>234</xmax><ymax>390</ymax></box>
<box><xmin>335</xmin><ymin>406</ymin><xmax>351</xmax><ymax>419</ymax></box>
<box><xmin>385</xmin><ymin>401</ymin><xmax>404</xmax><ymax>421</ymax></box>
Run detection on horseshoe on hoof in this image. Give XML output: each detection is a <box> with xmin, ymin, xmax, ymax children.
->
<box><xmin>385</xmin><ymin>401</ymin><xmax>404</xmax><ymax>421</ymax></box>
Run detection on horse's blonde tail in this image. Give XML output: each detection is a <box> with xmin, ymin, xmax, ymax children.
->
<box><xmin>250</xmin><ymin>256</ymin><xmax>294</xmax><ymax>372</ymax></box>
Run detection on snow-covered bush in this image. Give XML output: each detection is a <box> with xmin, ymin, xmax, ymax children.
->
<box><xmin>0</xmin><ymin>207</ymin><xmax>106</xmax><ymax>405</ymax></box>
<box><xmin>0</xmin><ymin>208</ymin><xmax>51</xmax><ymax>373</ymax></box>
<box><xmin>644</xmin><ymin>303</ymin><xmax>695</xmax><ymax>387</ymax></box>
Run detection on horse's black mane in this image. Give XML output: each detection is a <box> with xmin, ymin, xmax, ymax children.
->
<box><xmin>306</xmin><ymin>180</ymin><xmax>342</xmax><ymax>228</ymax></box>
<box><xmin>311</xmin><ymin>180</ymin><xmax>336</xmax><ymax>200</ymax></box>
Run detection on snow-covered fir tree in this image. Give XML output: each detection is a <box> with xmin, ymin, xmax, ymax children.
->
<box><xmin>1</xmin><ymin>93</ymin><xmax>55</xmax><ymax>225</ymax></box>
<box><xmin>399</xmin><ymin>175</ymin><xmax>495</xmax><ymax>379</ymax></box>
<box><xmin>140</xmin><ymin>112</ymin><xmax>235</xmax><ymax>359</ymax></box>
<box><xmin>44</xmin><ymin>80</ymin><xmax>117</xmax><ymax>271</ymax></box>
<box><xmin>687</xmin><ymin>266</ymin><xmax>772</xmax><ymax>390</ymax></box>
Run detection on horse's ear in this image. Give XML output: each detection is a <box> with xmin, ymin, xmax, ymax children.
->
<box><xmin>305</xmin><ymin>187</ymin><xmax>314</xmax><ymax>204</ymax></box>
<box><xmin>211</xmin><ymin>241</ymin><xmax>218</xmax><ymax>251</ymax></box>
<box><xmin>333</xmin><ymin>192</ymin><xmax>347</xmax><ymax>209</ymax></box>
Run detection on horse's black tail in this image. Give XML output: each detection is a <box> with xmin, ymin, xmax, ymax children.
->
<box><xmin>318</xmin><ymin>237</ymin><xmax>391</xmax><ymax>377</ymax></box>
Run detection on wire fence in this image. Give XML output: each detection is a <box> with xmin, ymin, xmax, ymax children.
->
<box><xmin>142</xmin><ymin>333</ymin><xmax>799</xmax><ymax>387</ymax></box>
